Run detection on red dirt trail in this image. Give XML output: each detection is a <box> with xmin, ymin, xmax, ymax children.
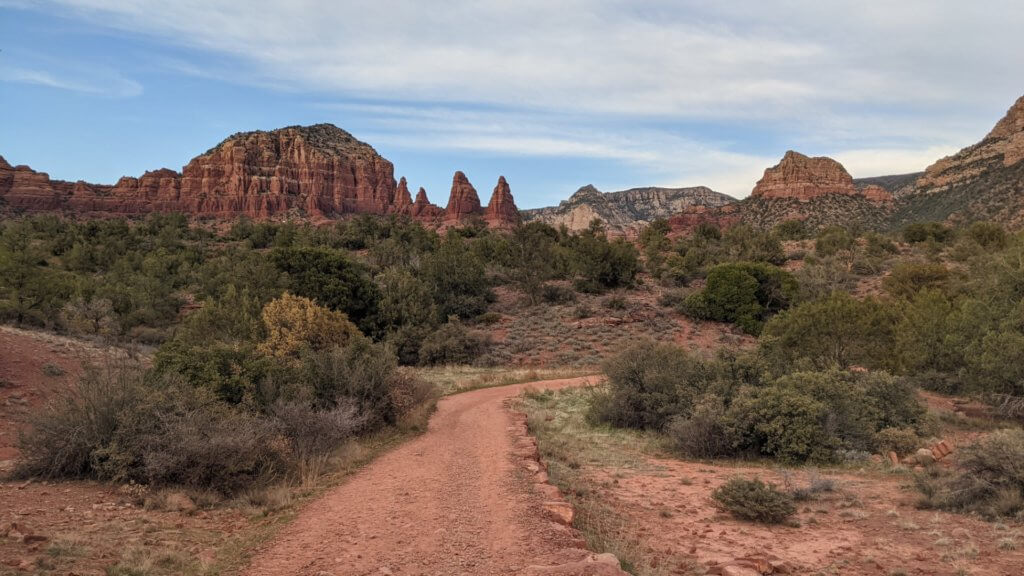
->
<box><xmin>243</xmin><ymin>376</ymin><xmax>599</xmax><ymax>576</ymax></box>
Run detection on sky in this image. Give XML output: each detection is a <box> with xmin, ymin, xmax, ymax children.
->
<box><xmin>1</xmin><ymin>1</ymin><xmax>1023</xmax><ymax>208</ymax></box>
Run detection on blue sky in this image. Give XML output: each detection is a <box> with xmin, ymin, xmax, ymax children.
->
<box><xmin>2</xmin><ymin>1</ymin><xmax>1023</xmax><ymax>208</ymax></box>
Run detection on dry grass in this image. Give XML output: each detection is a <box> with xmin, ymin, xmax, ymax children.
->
<box><xmin>517</xmin><ymin>387</ymin><xmax>691</xmax><ymax>576</ymax></box>
<box><xmin>416</xmin><ymin>365</ymin><xmax>590</xmax><ymax>396</ymax></box>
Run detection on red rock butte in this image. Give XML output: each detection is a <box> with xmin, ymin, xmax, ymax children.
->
<box><xmin>751</xmin><ymin>150</ymin><xmax>892</xmax><ymax>203</ymax></box>
<box><xmin>0</xmin><ymin>124</ymin><xmax>521</xmax><ymax>229</ymax></box>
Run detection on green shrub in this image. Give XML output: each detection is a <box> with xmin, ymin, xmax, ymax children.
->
<box><xmin>681</xmin><ymin>262</ymin><xmax>798</xmax><ymax>335</ymax></box>
<box><xmin>712</xmin><ymin>477</ymin><xmax>796</xmax><ymax>524</ymax></box>
<box><xmin>418</xmin><ymin>317</ymin><xmax>489</xmax><ymax>366</ymax></box>
<box><xmin>271</xmin><ymin>247</ymin><xmax>382</xmax><ymax>335</ymax></box>
<box><xmin>595</xmin><ymin>342</ymin><xmax>711</xmax><ymax>430</ymax></box>
<box><xmin>541</xmin><ymin>284</ymin><xmax>576</xmax><ymax>305</ymax></box>
<box><xmin>774</xmin><ymin>219</ymin><xmax>809</xmax><ymax>241</ymax></box>
<box><xmin>303</xmin><ymin>337</ymin><xmax>419</xmax><ymax>426</ymax></box>
<box><xmin>760</xmin><ymin>292</ymin><xmax>897</xmax><ymax>371</ymax></box>
<box><xmin>726</xmin><ymin>385</ymin><xmax>833</xmax><ymax>462</ymax></box>
<box><xmin>967</xmin><ymin>221</ymin><xmax>1007</xmax><ymax>249</ymax></box>
<box><xmin>571</xmin><ymin>231</ymin><xmax>640</xmax><ymax>290</ymax></box>
<box><xmin>874</xmin><ymin>427</ymin><xmax>922</xmax><ymax>456</ymax></box>
<box><xmin>666</xmin><ymin>394</ymin><xmax>734</xmax><ymax>458</ymax></box>
<box><xmin>903</xmin><ymin>222</ymin><xmax>954</xmax><ymax>244</ymax></box>
<box><xmin>603</xmin><ymin>294</ymin><xmax>627</xmax><ymax>310</ymax></box>
<box><xmin>883</xmin><ymin>261</ymin><xmax>951</xmax><ymax>299</ymax></box>
<box><xmin>815</xmin><ymin>227</ymin><xmax>856</xmax><ymax>257</ymax></box>
<box><xmin>421</xmin><ymin>234</ymin><xmax>494</xmax><ymax>320</ymax></box>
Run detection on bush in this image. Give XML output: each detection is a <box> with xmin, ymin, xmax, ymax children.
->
<box><xmin>883</xmin><ymin>261</ymin><xmax>950</xmax><ymax>299</ymax></box>
<box><xmin>916</xmin><ymin>429</ymin><xmax>1024</xmax><ymax>518</ymax></box>
<box><xmin>271</xmin><ymin>400</ymin><xmax>364</xmax><ymax>481</ymax></box>
<box><xmin>303</xmin><ymin>337</ymin><xmax>414</xmax><ymax>426</ymax></box>
<box><xmin>594</xmin><ymin>342</ymin><xmax>711</xmax><ymax>430</ymax></box>
<box><xmin>603</xmin><ymin>294</ymin><xmax>627</xmax><ymax>310</ymax></box>
<box><xmin>903</xmin><ymin>222</ymin><xmax>954</xmax><ymax>244</ymax></box>
<box><xmin>712</xmin><ymin>477</ymin><xmax>796</xmax><ymax>524</ymax></box>
<box><xmin>815</xmin><ymin>226</ymin><xmax>856</xmax><ymax>257</ymax></box>
<box><xmin>418</xmin><ymin>317</ymin><xmax>489</xmax><ymax>366</ymax></box>
<box><xmin>541</xmin><ymin>284</ymin><xmax>576</xmax><ymax>305</ymax></box>
<box><xmin>967</xmin><ymin>221</ymin><xmax>1007</xmax><ymax>249</ymax></box>
<box><xmin>16</xmin><ymin>366</ymin><xmax>286</xmax><ymax>493</ymax></box>
<box><xmin>874</xmin><ymin>427</ymin><xmax>921</xmax><ymax>456</ymax></box>
<box><xmin>421</xmin><ymin>233</ymin><xmax>493</xmax><ymax>320</ymax></box>
<box><xmin>572</xmin><ymin>232</ymin><xmax>640</xmax><ymax>290</ymax></box>
<box><xmin>259</xmin><ymin>293</ymin><xmax>360</xmax><ymax>360</ymax></box>
<box><xmin>681</xmin><ymin>262</ymin><xmax>798</xmax><ymax>335</ymax></box>
<box><xmin>271</xmin><ymin>247</ymin><xmax>381</xmax><ymax>334</ymax></box>
<box><xmin>760</xmin><ymin>292</ymin><xmax>897</xmax><ymax>371</ymax></box>
<box><xmin>774</xmin><ymin>219</ymin><xmax>809</xmax><ymax>241</ymax></box>
<box><xmin>726</xmin><ymin>384</ymin><xmax>832</xmax><ymax>462</ymax></box>
<box><xmin>666</xmin><ymin>394</ymin><xmax>734</xmax><ymax>458</ymax></box>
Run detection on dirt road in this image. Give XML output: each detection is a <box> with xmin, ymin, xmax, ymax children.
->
<box><xmin>244</xmin><ymin>376</ymin><xmax>599</xmax><ymax>576</ymax></box>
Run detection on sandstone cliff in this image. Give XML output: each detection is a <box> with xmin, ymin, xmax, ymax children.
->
<box><xmin>0</xmin><ymin>124</ymin><xmax>521</xmax><ymax>228</ymax></box>
<box><xmin>522</xmin><ymin>184</ymin><xmax>735</xmax><ymax>235</ymax></box>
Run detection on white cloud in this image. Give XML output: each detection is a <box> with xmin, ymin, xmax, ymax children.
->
<box><xmin>13</xmin><ymin>0</ymin><xmax>1024</xmax><ymax>196</ymax></box>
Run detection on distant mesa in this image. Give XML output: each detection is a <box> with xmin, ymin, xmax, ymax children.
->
<box><xmin>0</xmin><ymin>123</ymin><xmax>521</xmax><ymax>229</ymax></box>
<box><xmin>522</xmin><ymin>184</ymin><xmax>735</xmax><ymax>235</ymax></box>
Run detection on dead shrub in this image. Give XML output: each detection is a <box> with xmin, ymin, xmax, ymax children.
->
<box><xmin>271</xmin><ymin>400</ymin><xmax>364</xmax><ymax>483</ymax></box>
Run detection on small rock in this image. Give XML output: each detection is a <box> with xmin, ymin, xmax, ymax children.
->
<box><xmin>543</xmin><ymin>501</ymin><xmax>574</xmax><ymax>526</ymax></box>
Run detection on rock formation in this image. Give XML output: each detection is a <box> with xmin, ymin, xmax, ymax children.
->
<box><xmin>444</xmin><ymin>171</ymin><xmax>483</xmax><ymax>222</ymax></box>
<box><xmin>392</xmin><ymin>177</ymin><xmax>413</xmax><ymax>213</ymax></box>
<box><xmin>409</xmin><ymin>187</ymin><xmax>444</xmax><ymax>221</ymax></box>
<box><xmin>859</xmin><ymin>184</ymin><xmax>894</xmax><ymax>204</ymax></box>
<box><xmin>667</xmin><ymin>203</ymin><xmax>743</xmax><ymax>236</ymax></box>
<box><xmin>751</xmin><ymin>151</ymin><xmax>865</xmax><ymax>201</ymax></box>
<box><xmin>0</xmin><ymin>123</ymin><xmax>522</xmax><ymax>229</ymax></box>
<box><xmin>523</xmin><ymin>184</ymin><xmax>735</xmax><ymax>235</ymax></box>
<box><xmin>915</xmin><ymin>95</ymin><xmax>1024</xmax><ymax>194</ymax></box>
<box><xmin>484</xmin><ymin>176</ymin><xmax>522</xmax><ymax>228</ymax></box>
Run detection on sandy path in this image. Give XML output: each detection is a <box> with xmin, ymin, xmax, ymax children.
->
<box><xmin>243</xmin><ymin>376</ymin><xmax>598</xmax><ymax>576</ymax></box>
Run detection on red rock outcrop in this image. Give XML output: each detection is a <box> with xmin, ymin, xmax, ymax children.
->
<box><xmin>444</xmin><ymin>171</ymin><xmax>483</xmax><ymax>222</ymax></box>
<box><xmin>667</xmin><ymin>203</ymin><xmax>742</xmax><ymax>237</ymax></box>
<box><xmin>916</xmin><ymin>95</ymin><xmax>1024</xmax><ymax>193</ymax></box>
<box><xmin>484</xmin><ymin>176</ymin><xmax>522</xmax><ymax>228</ymax></box>
<box><xmin>859</xmin><ymin>184</ymin><xmax>894</xmax><ymax>203</ymax></box>
<box><xmin>751</xmin><ymin>151</ymin><xmax>858</xmax><ymax>201</ymax></box>
<box><xmin>175</xmin><ymin>124</ymin><xmax>397</xmax><ymax>219</ymax></box>
<box><xmin>0</xmin><ymin>124</ymin><xmax>522</xmax><ymax>229</ymax></box>
<box><xmin>409</xmin><ymin>187</ymin><xmax>444</xmax><ymax>221</ymax></box>
<box><xmin>392</xmin><ymin>177</ymin><xmax>413</xmax><ymax>213</ymax></box>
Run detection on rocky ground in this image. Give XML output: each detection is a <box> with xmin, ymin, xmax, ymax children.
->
<box><xmin>521</xmin><ymin>387</ymin><xmax>1024</xmax><ymax>576</ymax></box>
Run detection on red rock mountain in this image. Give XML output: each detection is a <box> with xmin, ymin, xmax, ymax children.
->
<box><xmin>751</xmin><ymin>150</ymin><xmax>891</xmax><ymax>203</ymax></box>
<box><xmin>0</xmin><ymin>124</ymin><xmax>520</xmax><ymax>228</ymax></box>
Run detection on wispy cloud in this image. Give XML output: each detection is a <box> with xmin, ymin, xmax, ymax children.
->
<box><xmin>0</xmin><ymin>64</ymin><xmax>142</xmax><ymax>98</ymax></box>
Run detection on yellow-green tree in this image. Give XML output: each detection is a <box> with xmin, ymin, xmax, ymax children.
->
<box><xmin>259</xmin><ymin>293</ymin><xmax>358</xmax><ymax>360</ymax></box>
